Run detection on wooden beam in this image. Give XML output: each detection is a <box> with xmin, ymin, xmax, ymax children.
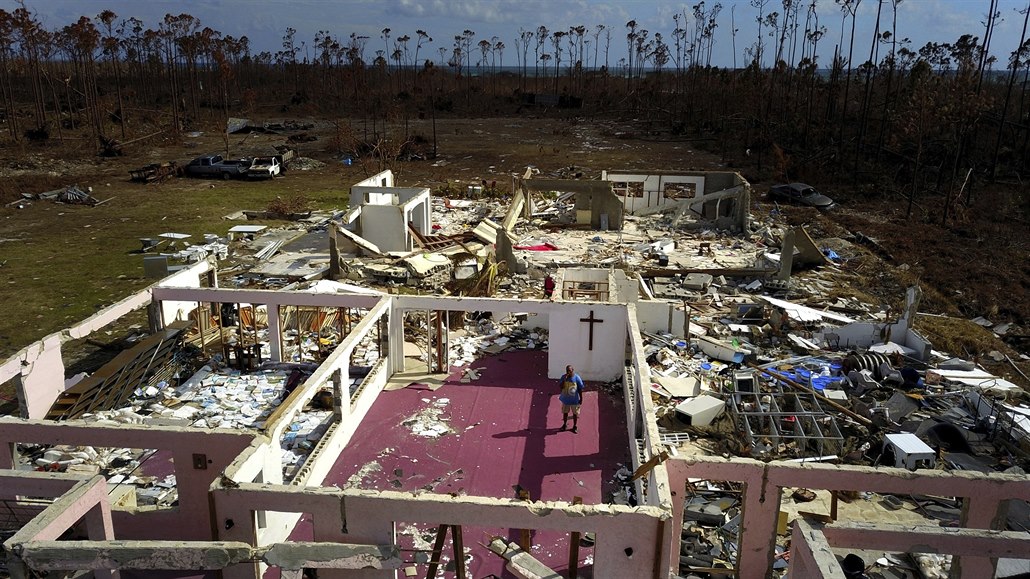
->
<box><xmin>568</xmin><ymin>497</ymin><xmax>582</xmax><ymax>579</ymax></box>
<box><xmin>631</xmin><ymin>451</ymin><xmax>670</xmax><ymax>481</ymax></box>
<box><xmin>425</xmin><ymin>524</ymin><xmax>448</xmax><ymax>579</ymax></box>
<box><xmin>451</xmin><ymin>525</ymin><xmax>466</xmax><ymax>579</ymax></box>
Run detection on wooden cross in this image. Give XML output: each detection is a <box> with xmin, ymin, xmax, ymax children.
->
<box><xmin>579</xmin><ymin>310</ymin><xmax>604</xmax><ymax>351</ymax></box>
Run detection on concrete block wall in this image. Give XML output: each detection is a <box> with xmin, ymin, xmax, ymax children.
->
<box><xmin>212</xmin><ymin>484</ymin><xmax>669</xmax><ymax>579</ymax></box>
<box><xmin>667</xmin><ymin>456</ymin><xmax>1030</xmax><ymax>577</ymax></box>
<box><xmin>792</xmin><ymin>519</ymin><xmax>1030</xmax><ymax>579</ymax></box>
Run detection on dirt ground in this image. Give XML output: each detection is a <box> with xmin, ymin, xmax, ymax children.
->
<box><xmin>0</xmin><ymin>113</ymin><xmax>1026</xmax><ymax>385</ymax></box>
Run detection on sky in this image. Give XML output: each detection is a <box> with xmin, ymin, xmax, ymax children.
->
<box><xmin>8</xmin><ymin>0</ymin><xmax>1030</xmax><ymax>70</ymax></box>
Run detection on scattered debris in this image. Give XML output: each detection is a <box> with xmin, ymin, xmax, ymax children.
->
<box><xmin>33</xmin><ymin>184</ymin><xmax>100</xmax><ymax>206</ymax></box>
<box><xmin>129</xmin><ymin>162</ymin><xmax>181</xmax><ymax>183</ymax></box>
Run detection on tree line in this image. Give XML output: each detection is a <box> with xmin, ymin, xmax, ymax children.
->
<box><xmin>0</xmin><ymin>2</ymin><xmax>1028</xmax><ymax>220</ymax></box>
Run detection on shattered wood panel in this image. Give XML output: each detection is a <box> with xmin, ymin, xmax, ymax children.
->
<box><xmin>280</xmin><ymin>307</ymin><xmax>346</xmax><ymax>333</ymax></box>
<box><xmin>45</xmin><ymin>322</ymin><xmax>191</xmax><ymax>421</ymax></box>
<box><xmin>408</xmin><ymin>222</ymin><xmax>476</xmax><ymax>252</ymax></box>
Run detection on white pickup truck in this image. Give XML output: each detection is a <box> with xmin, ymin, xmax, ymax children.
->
<box><xmin>247</xmin><ymin>157</ymin><xmax>281</xmax><ymax>179</ymax></box>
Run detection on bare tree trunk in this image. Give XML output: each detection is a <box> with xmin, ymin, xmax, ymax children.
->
<box><xmin>838</xmin><ymin>1</ymin><xmax>861</xmax><ymax>175</ymax></box>
<box><xmin>113</xmin><ymin>53</ymin><xmax>126</xmax><ymax>139</ymax></box>
<box><xmin>991</xmin><ymin>2</ymin><xmax>1030</xmax><ymax>180</ymax></box>
<box><xmin>857</xmin><ymin>0</ymin><xmax>883</xmax><ymax>170</ymax></box>
<box><xmin>42</xmin><ymin>71</ymin><xmax>63</xmax><ymax>142</ymax></box>
<box><xmin>876</xmin><ymin>0</ymin><xmax>900</xmax><ymax>164</ymax></box>
<box><xmin>0</xmin><ymin>51</ymin><xmax>18</xmax><ymax>141</ymax></box>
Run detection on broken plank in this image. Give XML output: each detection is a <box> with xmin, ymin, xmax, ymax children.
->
<box><xmin>487</xmin><ymin>538</ymin><xmax>562</xmax><ymax>579</ymax></box>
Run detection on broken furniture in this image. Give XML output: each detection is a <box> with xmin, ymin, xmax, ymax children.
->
<box><xmin>129</xmin><ymin>161</ymin><xmax>181</xmax><ymax>183</ymax></box>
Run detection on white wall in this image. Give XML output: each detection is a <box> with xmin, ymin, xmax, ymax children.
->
<box><xmin>820</xmin><ymin>321</ymin><xmax>930</xmax><ymax>360</ymax></box>
<box><xmin>158</xmin><ymin>260</ymin><xmax>215</xmax><ymax>324</ymax></box>
<box><xmin>349</xmin><ymin>186</ymin><xmax>431</xmax><ymax>251</ymax></box>
<box><xmin>367</xmin><ymin>192</ymin><xmax>397</xmax><ymax>205</ymax></box>
<box><xmin>359</xmin><ymin>205</ymin><xmax>406</xmax><ymax>252</ymax></box>
<box><xmin>548</xmin><ymin>304</ymin><xmax>628</xmax><ymax>381</ymax></box>
<box><xmin>399</xmin><ymin>190</ymin><xmax>432</xmax><ymax>235</ymax></box>
<box><xmin>602</xmin><ymin>171</ymin><xmax>706</xmax><ymax>214</ymax></box>
<box><xmin>392</xmin><ymin>296</ymin><xmax>630</xmax><ymax>382</ymax></box>
<box><xmin>634</xmin><ymin>300</ymin><xmax>687</xmax><ymax>336</ymax></box>
<box><xmin>564</xmin><ymin>268</ymin><xmax>609</xmax><ymax>284</ymax></box>
<box><xmin>352</xmin><ymin>169</ymin><xmax>394</xmax><ymax>188</ymax></box>
<box><xmin>613</xmin><ymin>269</ymin><xmax>639</xmax><ymax>303</ymax></box>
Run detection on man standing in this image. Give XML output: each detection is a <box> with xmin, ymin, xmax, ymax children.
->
<box><xmin>558</xmin><ymin>365</ymin><xmax>585</xmax><ymax>433</ymax></box>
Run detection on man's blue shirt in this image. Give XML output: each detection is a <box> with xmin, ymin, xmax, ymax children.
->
<box><xmin>558</xmin><ymin>373</ymin><xmax>584</xmax><ymax>405</ymax></box>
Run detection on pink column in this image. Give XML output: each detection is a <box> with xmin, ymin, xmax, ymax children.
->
<box><xmin>84</xmin><ymin>501</ymin><xmax>118</xmax><ymax>579</ymax></box>
<box><xmin>955</xmin><ymin>496</ymin><xmax>1005</xmax><ymax>578</ymax></box>
<box><xmin>735</xmin><ymin>473</ymin><xmax>781</xmax><ymax>577</ymax></box>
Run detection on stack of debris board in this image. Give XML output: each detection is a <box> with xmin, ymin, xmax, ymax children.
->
<box><xmin>138</xmin><ymin>365</ymin><xmax>299</xmax><ymax>430</ymax></box>
<box><xmin>46</xmin><ymin>322</ymin><xmax>191</xmax><ymax>421</ymax></box>
<box><xmin>281</xmin><ymin>409</ymin><xmax>333</xmax><ymax>480</ymax></box>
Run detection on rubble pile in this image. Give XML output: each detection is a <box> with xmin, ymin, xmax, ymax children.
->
<box><xmin>57</xmin><ymin>166</ymin><xmax>1024</xmax><ymax>576</ymax></box>
<box><xmin>290</xmin><ymin>156</ymin><xmax>326</xmax><ymax>170</ymax></box>
<box><xmin>21</xmin><ymin>440</ymin><xmax>178</xmax><ymax>507</ymax></box>
<box><xmin>20</xmin><ymin>361</ymin><xmax>333</xmax><ymax>495</ymax></box>
<box><xmin>137</xmin><ymin>364</ymin><xmax>305</xmax><ymax>429</ymax></box>
<box><xmin>490</xmin><ymin>272</ymin><xmax>538</xmax><ymax>299</ymax></box>
<box><xmin>167</xmin><ymin>233</ymin><xmax>231</xmax><ymax>262</ymax></box>
<box><xmin>608</xmin><ymin>465</ymin><xmax>638</xmax><ymax>506</ymax></box>
<box><xmin>403</xmin><ymin>398</ymin><xmax>453</xmax><ymax>438</ymax></box>
<box><xmin>431</xmin><ymin>196</ymin><xmax>504</xmax><ymax>235</ymax></box>
<box><xmin>678</xmin><ymin>482</ymin><xmax>792</xmax><ymax>575</ymax></box>
<box><xmin>35</xmin><ymin>185</ymin><xmax>100</xmax><ymax>206</ymax></box>
<box><xmin>642</xmin><ymin>303</ymin><xmax>1030</xmax><ymax>577</ymax></box>
<box><xmin>447</xmin><ymin>318</ymin><xmax>549</xmax><ymax>367</ymax></box>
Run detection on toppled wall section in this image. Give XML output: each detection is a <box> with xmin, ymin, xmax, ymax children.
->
<box><xmin>522</xmin><ymin>178</ymin><xmax>624</xmax><ymax>231</ymax></box>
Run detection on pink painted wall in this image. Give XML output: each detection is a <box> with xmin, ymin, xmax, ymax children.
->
<box><xmin>12</xmin><ymin>335</ymin><xmax>66</xmax><ymax>419</ymax></box>
<box><xmin>212</xmin><ymin>484</ymin><xmax>667</xmax><ymax>579</ymax></box>
<box><xmin>0</xmin><ymin>419</ymin><xmax>255</xmax><ymax>540</ymax></box>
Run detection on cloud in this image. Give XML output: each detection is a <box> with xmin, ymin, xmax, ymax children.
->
<box><xmin>396</xmin><ymin>0</ymin><xmax>426</xmax><ymax>18</ymax></box>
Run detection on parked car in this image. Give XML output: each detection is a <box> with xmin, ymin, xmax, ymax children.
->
<box><xmin>768</xmin><ymin>183</ymin><xmax>835</xmax><ymax>208</ymax></box>
<box><xmin>183</xmin><ymin>154</ymin><xmax>249</xmax><ymax>180</ymax></box>
<box><xmin>247</xmin><ymin>157</ymin><xmax>281</xmax><ymax>179</ymax></box>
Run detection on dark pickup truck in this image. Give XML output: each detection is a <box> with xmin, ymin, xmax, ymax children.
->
<box><xmin>184</xmin><ymin>154</ymin><xmax>250</xmax><ymax>179</ymax></box>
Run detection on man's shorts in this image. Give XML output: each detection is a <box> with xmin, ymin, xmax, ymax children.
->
<box><xmin>562</xmin><ymin>404</ymin><xmax>581</xmax><ymax>416</ymax></box>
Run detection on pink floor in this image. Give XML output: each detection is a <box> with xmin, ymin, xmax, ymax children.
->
<box><xmin>276</xmin><ymin>349</ymin><xmax>632</xmax><ymax>578</ymax></box>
